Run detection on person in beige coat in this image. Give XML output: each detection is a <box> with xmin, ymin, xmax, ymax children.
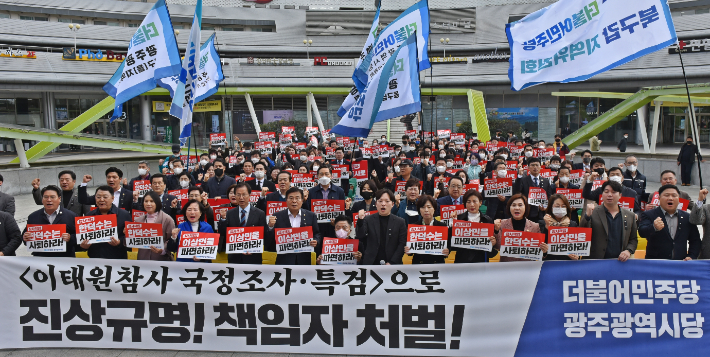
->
<box><xmin>132</xmin><ymin>191</ymin><xmax>176</xmax><ymax>261</ymax></box>
<box><xmin>580</xmin><ymin>180</ymin><xmax>637</xmax><ymax>260</ymax></box>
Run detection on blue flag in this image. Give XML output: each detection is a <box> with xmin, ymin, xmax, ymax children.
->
<box><xmin>158</xmin><ymin>33</ymin><xmax>224</xmax><ymax>103</ymax></box>
<box><xmin>103</xmin><ymin>0</ymin><xmax>181</xmax><ymax>122</ymax></box>
<box><xmin>169</xmin><ymin>0</ymin><xmax>202</xmax><ymax>145</ymax></box>
<box><xmin>331</xmin><ymin>35</ymin><xmax>417</xmax><ymax>138</ymax></box>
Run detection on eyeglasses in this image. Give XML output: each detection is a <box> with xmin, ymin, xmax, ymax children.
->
<box><xmin>287</xmin><ymin>197</ymin><xmax>302</xmax><ymax>201</ymax></box>
<box><xmin>448</xmin><ymin>184</ymin><xmax>463</xmax><ymax>189</ymax></box>
<box><xmin>235</xmin><ymin>194</ymin><xmax>250</xmax><ymax>198</ymax></box>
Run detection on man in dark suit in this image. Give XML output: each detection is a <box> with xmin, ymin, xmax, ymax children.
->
<box><xmin>79</xmin><ymin>185</ymin><xmax>131</xmax><ymax>259</ymax></box>
<box><xmin>132</xmin><ymin>174</ymin><xmax>179</xmax><ymax>218</ymax></box>
<box><xmin>677</xmin><ymin>136</ymin><xmax>705</xmax><ymax>186</ymax></box>
<box><xmin>572</xmin><ymin>150</ymin><xmax>593</xmax><ymax>172</ymax></box>
<box><xmin>0</xmin><ymin>208</ymin><xmax>21</xmax><ymax>256</ymax></box>
<box><xmin>0</xmin><ymin>174</ymin><xmax>15</xmax><ymax>216</ymax></box>
<box><xmin>435</xmin><ymin>176</ymin><xmax>465</xmax><ymax>216</ymax></box>
<box><xmin>249</xmin><ymin>162</ymin><xmax>276</xmax><ymax>194</ymax></box>
<box><xmin>266</xmin><ymin>187</ymin><xmax>321</xmax><ymax>265</ymax></box>
<box><xmin>219</xmin><ymin>182</ymin><xmax>267</xmax><ymax>264</ymax></box>
<box><xmin>78</xmin><ymin>167</ymin><xmax>133</xmax><ymax>213</ymax></box>
<box><xmin>32</xmin><ymin>170</ymin><xmax>91</xmax><ymax>217</ymax></box>
<box><xmin>356</xmin><ymin>189</ymin><xmax>406</xmax><ymax>265</ymax></box>
<box><xmin>513</xmin><ymin>157</ymin><xmax>553</xmax><ymax>222</ymax></box>
<box><xmin>485</xmin><ymin>161</ymin><xmax>511</xmax><ymax>220</ymax></box>
<box><xmin>306</xmin><ymin>166</ymin><xmax>346</xmax><ymax>239</ymax></box>
<box><xmin>330</xmin><ymin>147</ymin><xmax>352</xmax><ymax>195</ymax></box>
<box><xmin>124</xmin><ymin>160</ymin><xmax>151</xmax><ymax>191</ymax></box>
<box><xmin>258</xmin><ymin>171</ymin><xmax>292</xmax><ymax>213</ymax></box>
<box><xmin>23</xmin><ymin>185</ymin><xmax>77</xmax><ymax>258</ymax></box>
<box><xmin>583</xmin><ymin>167</ymin><xmax>641</xmax><ymax>214</ymax></box>
<box><xmin>639</xmin><ymin>184</ymin><xmax>701</xmax><ymax>260</ymax></box>
<box><xmin>580</xmin><ymin>181</ymin><xmax>637</xmax><ymax>260</ymax></box>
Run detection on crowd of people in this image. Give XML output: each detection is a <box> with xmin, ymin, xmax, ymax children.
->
<box><xmin>0</xmin><ymin>131</ymin><xmax>707</xmax><ymax>265</ymax></box>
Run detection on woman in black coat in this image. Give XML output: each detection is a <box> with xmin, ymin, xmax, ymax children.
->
<box><xmin>452</xmin><ymin>189</ymin><xmax>498</xmax><ymax>263</ymax></box>
<box><xmin>404</xmin><ymin>195</ymin><xmax>450</xmax><ymax>264</ymax></box>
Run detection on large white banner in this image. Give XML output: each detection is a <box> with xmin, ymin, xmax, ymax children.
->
<box><xmin>506</xmin><ymin>0</ymin><xmax>676</xmax><ymax>91</ymax></box>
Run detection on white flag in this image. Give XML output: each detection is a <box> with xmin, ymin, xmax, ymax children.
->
<box><xmin>103</xmin><ymin>0</ymin><xmax>181</xmax><ymax>121</ymax></box>
<box><xmin>351</xmin><ymin>3</ymin><xmax>381</xmax><ymax>91</ymax></box>
<box><xmin>169</xmin><ymin>0</ymin><xmax>202</xmax><ymax>145</ymax></box>
<box><xmin>506</xmin><ymin>0</ymin><xmax>676</xmax><ymax>91</ymax></box>
<box><xmin>158</xmin><ymin>33</ymin><xmax>224</xmax><ymax>104</ymax></box>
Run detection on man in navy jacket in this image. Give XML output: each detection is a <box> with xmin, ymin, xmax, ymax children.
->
<box><xmin>23</xmin><ymin>185</ymin><xmax>77</xmax><ymax>258</ymax></box>
<box><xmin>306</xmin><ymin>166</ymin><xmax>345</xmax><ymax>239</ymax></box>
<box><xmin>639</xmin><ymin>185</ymin><xmax>701</xmax><ymax>260</ymax></box>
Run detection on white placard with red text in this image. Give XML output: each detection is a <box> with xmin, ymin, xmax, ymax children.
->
<box><xmin>500</xmin><ymin>230</ymin><xmax>544</xmax><ymax>261</ymax></box>
<box><xmin>125</xmin><ymin>222</ymin><xmax>163</xmax><ymax>249</ymax></box>
<box><xmin>312</xmin><ymin>200</ymin><xmax>345</xmax><ymax>223</ymax></box>
<box><xmin>25</xmin><ymin>224</ymin><xmax>66</xmax><ymax>253</ymax></box>
<box><xmin>177</xmin><ymin>232</ymin><xmax>219</xmax><ymax>260</ymax></box>
<box><xmin>407</xmin><ymin>224</ymin><xmax>449</xmax><ymax>255</ymax></box>
<box><xmin>75</xmin><ymin>215</ymin><xmax>118</xmax><ymax>244</ymax></box>
<box><xmin>275</xmin><ymin>227</ymin><xmax>314</xmax><ymax>254</ymax></box>
<box><xmin>321</xmin><ymin>238</ymin><xmax>359</xmax><ymax>265</ymax></box>
<box><xmin>225</xmin><ymin>227</ymin><xmax>264</xmax><ymax>254</ymax></box>
<box><xmin>451</xmin><ymin>220</ymin><xmax>494</xmax><ymax>251</ymax></box>
<box><xmin>547</xmin><ymin>227</ymin><xmax>592</xmax><ymax>256</ymax></box>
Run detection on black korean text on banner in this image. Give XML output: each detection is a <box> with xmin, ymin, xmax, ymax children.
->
<box><xmin>557</xmin><ymin>189</ymin><xmax>583</xmax><ymax>209</ymax></box>
<box><xmin>353</xmin><ymin>210</ymin><xmax>377</xmax><ymax>228</ymax></box>
<box><xmin>210</xmin><ymin>133</ymin><xmax>227</xmax><ymax>146</ymax></box>
<box><xmin>312</xmin><ymin>200</ymin><xmax>345</xmax><ymax>223</ymax></box>
<box><xmin>125</xmin><ymin>222</ymin><xmax>163</xmax><ymax>249</ymax></box>
<box><xmin>547</xmin><ymin>227</ymin><xmax>592</xmax><ymax>256</ymax></box>
<box><xmin>332</xmin><ymin>164</ymin><xmax>350</xmax><ymax>180</ymax></box>
<box><xmin>180</xmin><ymin>155</ymin><xmax>199</xmax><ymax>171</ymax></box>
<box><xmin>361</xmin><ymin>148</ymin><xmax>372</xmax><ymax>159</ymax></box>
<box><xmin>539</xmin><ymin>169</ymin><xmax>555</xmax><ymax>180</ymax></box>
<box><xmin>570</xmin><ymin>169</ymin><xmax>584</xmax><ymax>186</ymax></box>
<box><xmin>275</xmin><ymin>226</ymin><xmax>314</xmax><ymax>254</ymax></box>
<box><xmin>485</xmin><ymin>178</ymin><xmax>513</xmax><ymax>198</ymax></box>
<box><xmin>528</xmin><ymin>188</ymin><xmax>548</xmax><ymax>208</ymax></box>
<box><xmin>451</xmin><ymin>220</ymin><xmax>494</xmax><ymax>252</ymax></box>
<box><xmin>132</xmin><ymin>210</ymin><xmax>146</xmax><ymax>222</ymax></box>
<box><xmin>407</xmin><ymin>224</ymin><xmax>449</xmax><ymax>255</ymax></box>
<box><xmin>282</xmin><ymin>126</ymin><xmax>295</xmax><ymax>135</ymax></box>
<box><xmin>321</xmin><ymin>238</ymin><xmax>359</xmax><ymax>265</ymax></box>
<box><xmin>506</xmin><ymin>161</ymin><xmax>518</xmax><ymax>171</ymax></box>
<box><xmin>434</xmin><ymin>176</ymin><xmax>451</xmax><ymax>189</ymax></box>
<box><xmin>229</xmin><ymin>156</ymin><xmax>237</xmax><ymax>168</ymax></box>
<box><xmin>212</xmin><ymin>207</ymin><xmax>236</xmax><ymax>230</ymax></box>
<box><xmin>226</xmin><ymin>226</ymin><xmax>264</xmax><ymax>254</ymax></box>
<box><xmin>75</xmin><ymin>215</ymin><xmax>118</xmax><ymax>244</ymax></box>
<box><xmin>249</xmin><ymin>192</ymin><xmax>261</xmax><ymax>207</ymax></box>
<box><xmin>292</xmin><ymin>173</ymin><xmax>315</xmax><ymax>190</ymax></box>
<box><xmin>258</xmin><ymin>131</ymin><xmax>275</xmax><ymax>141</ymax></box>
<box><xmin>510</xmin><ymin>145</ymin><xmax>524</xmax><ymax>159</ymax></box>
<box><xmin>133</xmin><ymin>180</ymin><xmax>151</xmax><ymax>198</ymax></box>
<box><xmin>266</xmin><ymin>201</ymin><xmax>288</xmax><ymax>216</ymax></box>
<box><xmin>450</xmin><ymin>133</ymin><xmax>465</xmax><ymax>145</ymax></box>
<box><xmin>279</xmin><ymin>134</ymin><xmax>293</xmax><ymax>149</ymax></box>
<box><xmin>255</xmin><ymin>141</ymin><xmax>273</xmax><ymax>155</ymax></box>
<box><xmin>352</xmin><ymin>160</ymin><xmax>369</xmax><ymax>182</ymax></box>
<box><xmin>500</xmin><ymin>230</ymin><xmax>545</xmax><ymax>261</ymax></box>
<box><xmin>168</xmin><ymin>189</ymin><xmax>189</xmax><ymax>205</ymax></box>
<box><xmin>177</xmin><ymin>232</ymin><xmax>219</xmax><ymax>260</ymax></box>
<box><xmin>326</xmin><ymin>147</ymin><xmax>335</xmax><ymax>160</ymax></box>
<box><xmin>406</xmin><ymin>130</ymin><xmax>417</xmax><ymax>139</ymax></box>
<box><xmin>437</xmin><ymin>129</ymin><xmax>451</xmax><ymax>139</ymax></box>
<box><xmin>591</xmin><ymin>179</ymin><xmax>606</xmax><ymax>192</ymax></box>
<box><xmin>440</xmin><ymin>205</ymin><xmax>465</xmax><ymax>226</ymax></box>
<box><xmin>25</xmin><ymin>224</ymin><xmax>66</xmax><ymax>253</ymax></box>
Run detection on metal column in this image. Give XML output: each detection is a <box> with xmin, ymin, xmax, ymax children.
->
<box><xmin>636</xmin><ymin>104</ymin><xmax>650</xmax><ymax>153</ymax></box>
<box><xmin>308</xmin><ymin>92</ymin><xmax>325</xmax><ymax>131</ymax></box>
<box><xmin>245</xmin><ymin>93</ymin><xmax>261</xmax><ymax>135</ymax></box>
<box><xmin>650</xmin><ymin>101</ymin><xmax>662</xmax><ymax>154</ymax></box>
<box><xmin>141</xmin><ymin>96</ymin><xmax>152</xmax><ymax>141</ymax></box>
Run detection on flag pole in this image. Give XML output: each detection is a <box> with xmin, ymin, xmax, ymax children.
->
<box><xmin>676</xmin><ymin>41</ymin><xmax>703</xmax><ymax>189</ymax></box>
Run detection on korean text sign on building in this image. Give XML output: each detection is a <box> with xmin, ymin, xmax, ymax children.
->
<box><xmin>506</xmin><ymin>0</ymin><xmax>676</xmax><ymax>91</ymax></box>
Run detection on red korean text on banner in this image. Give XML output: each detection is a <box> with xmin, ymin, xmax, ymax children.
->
<box><xmin>506</xmin><ymin>161</ymin><xmax>518</xmax><ymax>171</ymax></box>
<box><xmin>179</xmin><ymin>155</ymin><xmax>198</xmax><ymax>170</ymax></box>
<box><xmin>297</xmin><ymin>143</ymin><xmax>308</xmax><ymax>151</ymax></box>
<box><xmin>259</xmin><ymin>131</ymin><xmax>275</xmax><ymax>141</ymax></box>
<box><xmin>598</xmin><ymin>195</ymin><xmax>635</xmax><ymax>210</ymax></box>
<box><xmin>500</xmin><ymin>230</ymin><xmax>545</xmax><ymax>261</ymax></box>
<box><xmin>75</xmin><ymin>215</ymin><xmax>118</xmax><ymax>244</ymax></box>
<box><xmin>265</xmin><ymin>201</ymin><xmax>288</xmax><ymax>217</ymax></box>
<box><xmin>570</xmin><ymin>169</ymin><xmax>584</xmax><ymax>186</ymax></box>
<box><xmin>547</xmin><ymin>227</ymin><xmax>592</xmax><ymax>256</ymax></box>
<box><xmin>176</xmin><ymin>215</ymin><xmax>185</xmax><ymax>225</ymax></box>
<box><xmin>332</xmin><ymin>164</ymin><xmax>349</xmax><ymax>180</ymax></box>
<box><xmin>437</xmin><ymin>129</ymin><xmax>451</xmax><ymax>139</ymax></box>
<box><xmin>539</xmin><ymin>169</ymin><xmax>555</xmax><ymax>180</ymax></box>
<box><xmin>423</xmin><ymin>131</ymin><xmax>432</xmax><ymax>140</ymax></box>
<box><xmin>25</xmin><ymin>224</ymin><xmax>66</xmax><ymax>253</ymax></box>
<box><xmin>249</xmin><ymin>192</ymin><xmax>261</xmax><ymax>207</ymax></box>
<box><xmin>352</xmin><ymin>160</ymin><xmax>368</xmax><ymax>181</ymax></box>
<box><xmin>282</xmin><ymin>126</ymin><xmax>295</xmax><ymax>135</ymax></box>
<box><xmin>312</xmin><ymin>200</ymin><xmax>345</xmax><ymax>223</ymax></box>
<box><xmin>336</xmin><ymin>137</ymin><xmax>344</xmax><ymax>146</ymax></box>
<box><xmin>353</xmin><ymin>210</ymin><xmax>377</xmax><ymax>227</ymax></box>
<box><xmin>177</xmin><ymin>232</ymin><xmax>219</xmax><ymax>260</ymax></box>
<box><xmin>292</xmin><ymin>173</ymin><xmax>315</xmax><ymax>190</ymax></box>
<box><xmin>210</xmin><ymin>133</ymin><xmax>227</xmax><ymax>146</ymax></box>
<box><xmin>133</xmin><ymin>180</ymin><xmax>151</xmax><ymax>198</ymax></box>
<box><xmin>225</xmin><ymin>226</ymin><xmax>264</xmax><ymax>254</ymax></box>
<box><xmin>528</xmin><ymin>187</ymin><xmax>549</xmax><ymax>208</ymax></box>
<box><xmin>305</xmin><ymin>126</ymin><xmax>319</xmax><ymax>136</ymax></box>
<box><xmin>557</xmin><ymin>189</ymin><xmax>583</xmax><ymax>209</ymax></box>
<box><xmin>484</xmin><ymin>178</ymin><xmax>513</xmax><ymax>198</ymax></box>
<box><xmin>440</xmin><ymin>205</ymin><xmax>465</xmax><ymax>226</ymax></box>
<box><xmin>132</xmin><ymin>210</ymin><xmax>146</xmax><ymax>222</ymax></box>
<box><xmin>434</xmin><ymin>176</ymin><xmax>451</xmax><ymax>189</ymax></box>
<box><xmin>450</xmin><ymin>133</ymin><xmax>465</xmax><ymax>145</ymax></box>
<box><xmin>125</xmin><ymin>222</ymin><xmax>163</xmax><ymax>249</ymax></box>
<box><xmin>405</xmin><ymin>130</ymin><xmax>417</xmax><ymax>139</ymax></box>
<box><xmin>451</xmin><ymin>220</ymin><xmax>494</xmax><ymax>251</ymax></box>
<box><xmin>279</xmin><ymin>134</ymin><xmax>293</xmax><ymax>148</ymax></box>
<box><xmin>407</xmin><ymin>224</ymin><xmax>449</xmax><ymax>255</ymax></box>
<box><xmin>321</xmin><ymin>129</ymin><xmax>331</xmax><ymax>138</ymax></box>
<box><xmin>275</xmin><ymin>226</ymin><xmax>314</xmax><ymax>254</ymax></box>
<box><xmin>510</xmin><ymin>145</ymin><xmax>524</xmax><ymax>158</ymax></box>
<box><xmin>361</xmin><ymin>147</ymin><xmax>372</xmax><ymax>159</ymax></box>
<box><xmin>321</xmin><ymin>238</ymin><xmax>359</xmax><ymax>265</ymax></box>
<box><xmin>212</xmin><ymin>206</ymin><xmax>236</xmax><ymax>230</ymax></box>
<box><xmin>591</xmin><ymin>179</ymin><xmax>606</xmax><ymax>191</ymax></box>
<box><xmin>168</xmin><ymin>189</ymin><xmax>188</xmax><ymax>203</ymax></box>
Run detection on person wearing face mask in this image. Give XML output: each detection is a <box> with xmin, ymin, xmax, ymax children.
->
<box><xmin>205</xmin><ymin>158</ymin><xmax>238</xmax><ymax>199</ymax></box>
<box><xmin>493</xmin><ymin>193</ymin><xmax>547</xmax><ymax>262</ymax></box>
<box><xmin>167</xmin><ymin>160</ymin><xmax>193</xmax><ymax>190</ymax></box>
<box><xmin>159</xmin><ymin>144</ymin><xmax>182</xmax><ymax>173</ymax></box>
<box><xmin>518</xmin><ymin>144</ymin><xmax>535</xmax><ymax>166</ymax></box>
<box><xmin>403</xmin><ymin>195</ymin><xmax>450</xmax><ymax>264</ymax></box>
<box><xmin>677</xmin><ymin>136</ymin><xmax>705</xmax><ymax>186</ymax></box>
<box><xmin>427</xmin><ymin>157</ymin><xmax>454</xmax><ymax>195</ymax></box>
<box><xmin>552</xmin><ymin>134</ymin><xmax>570</xmax><ymax>156</ymax></box>
<box><xmin>572</xmin><ymin>150</ymin><xmax>594</xmax><ymax>172</ymax></box>
<box><xmin>387</xmin><ymin>159</ymin><xmax>419</xmax><ymax>194</ymax></box>
<box><xmin>192</xmin><ymin>153</ymin><xmax>211</xmax><ymax>182</ymax></box>
<box><xmin>547</xmin><ymin>156</ymin><xmax>562</xmax><ymax>173</ymax></box>
<box><xmin>553</xmin><ymin>167</ymin><xmax>580</xmax><ymax>193</ymax></box>
<box><xmin>316</xmin><ymin>215</ymin><xmax>362</xmax><ymax>264</ymax></box>
<box><xmin>125</xmin><ymin>160</ymin><xmax>151</xmax><ymax>191</ymax></box>
<box><xmin>452</xmin><ymin>189</ymin><xmax>497</xmax><ymax>263</ymax></box>
<box><xmin>583</xmin><ymin>167</ymin><xmax>641</xmax><ymax>215</ymax></box>
<box><xmin>620</xmin><ymin>155</ymin><xmax>647</xmax><ymax>201</ymax></box>
<box><xmin>617</xmin><ymin>132</ymin><xmax>629</xmax><ymax>153</ymax></box>
<box><xmin>176</xmin><ymin>172</ymin><xmax>194</xmax><ymax>190</ymax></box>
<box><xmin>540</xmin><ymin>194</ymin><xmax>579</xmax><ymax>261</ymax></box>
<box><xmin>305</xmin><ymin>166</ymin><xmax>346</xmax><ymax>239</ymax></box>
<box><xmin>249</xmin><ymin>162</ymin><xmax>276</xmax><ymax>195</ymax></box>
<box><xmin>514</xmin><ymin>157</ymin><xmax>554</xmax><ymax>222</ymax></box>
<box><xmin>133</xmin><ymin>173</ymin><xmax>179</xmax><ymax>219</ymax></box>
<box><xmin>581</xmin><ymin>181</ymin><xmax>638</xmax><ymax>261</ymax></box>
<box><xmin>346</xmin><ymin>180</ymin><xmax>379</xmax><ymax>218</ymax></box>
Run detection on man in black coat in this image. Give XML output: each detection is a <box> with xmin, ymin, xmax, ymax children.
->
<box><xmin>79</xmin><ymin>185</ymin><xmax>131</xmax><ymax>259</ymax></box>
<box><xmin>32</xmin><ymin>170</ymin><xmax>91</xmax><ymax>217</ymax></box>
<box><xmin>356</xmin><ymin>189</ymin><xmax>406</xmax><ymax>265</ymax></box>
<box><xmin>617</xmin><ymin>132</ymin><xmax>628</xmax><ymax>152</ymax></box>
<box><xmin>485</xmin><ymin>161</ymin><xmax>511</xmax><ymax>220</ymax></box>
<box><xmin>266</xmin><ymin>187</ymin><xmax>321</xmax><ymax>265</ymax></box>
<box><xmin>583</xmin><ymin>167</ymin><xmax>641</xmax><ymax>214</ymax></box>
<box><xmin>23</xmin><ymin>185</ymin><xmax>77</xmax><ymax>258</ymax></box>
<box><xmin>257</xmin><ymin>171</ymin><xmax>292</xmax><ymax>213</ymax></box>
<box><xmin>621</xmin><ymin>155</ymin><xmax>648</xmax><ymax>201</ymax></box>
<box><xmin>132</xmin><ymin>174</ymin><xmax>179</xmax><ymax>218</ymax></box>
<box><xmin>219</xmin><ymin>182</ymin><xmax>267</xmax><ymax>265</ymax></box>
<box><xmin>248</xmin><ymin>162</ymin><xmax>277</xmax><ymax>194</ymax></box>
<box><xmin>78</xmin><ymin>167</ymin><xmax>133</xmax><ymax>213</ymax></box>
<box><xmin>306</xmin><ymin>166</ymin><xmax>346</xmax><ymax>240</ymax></box>
<box><xmin>639</xmin><ymin>185</ymin><xmax>701</xmax><ymax>260</ymax></box>
<box><xmin>677</xmin><ymin>136</ymin><xmax>704</xmax><ymax>186</ymax></box>
<box><xmin>513</xmin><ymin>158</ymin><xmax>553</xmax><ymax>222</ymax></box>
<box><xmin>0</xmin><ymin>209</ymin><xmax>21</xmax><ymax>257</ymax></box>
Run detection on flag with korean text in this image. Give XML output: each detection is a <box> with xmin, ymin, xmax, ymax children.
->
<box><xmin>506</xmin><ymin>0</ymin><xmax>676</xmax><ymax>91</ymax></box>
<box><xmin>168</xmin><ymin>0</ymin><xmax>202</xmax><ymax>145</ymax></box>
<box><xmin>352</xmin><ymin>2</ymin><xmax>381</xmax><ymax>90</ymax></box>
<box><xmin>103</xmin><ymin>0</ymin><xmax>181</xmax><ymax>121</ymax></box>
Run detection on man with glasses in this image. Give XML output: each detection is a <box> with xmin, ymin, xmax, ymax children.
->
<box><xmin>357</xmin><ymin>189</ymin><xmax>406</xmax><ymax>265</ymax></box>
<box><xmin>266</xmin><ymin>187</ymin><xmax>321</xmax><ymax>265</ymax></box>
<box><xmin>132</xmin><ymin>173</ymin><xmax>179</xmax><ymax>218</ymax></box>
<box><xmin>514</xmin><ymin>157</ymin><xmax>553</xmax><ymax>222</ymax></box>
<box><xmin>219</xmin><ymin>182</ymin><xmax>267</xmax><ymax>265</ymax></box>
<box><xmin>436</xmin><ymin>176</ymin><xmax>465</xmax><ymax>216</ymax></box>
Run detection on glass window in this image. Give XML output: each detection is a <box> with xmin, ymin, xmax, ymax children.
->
<box><xmin>222</xmin><ymin>27</ymin><xmax>244</xmax><ymax>31</ymax></box>
<box><xmin>203</xmin><ymin>26</ymin><xmax>215</xmax><ymax>31</ymax></box>
<box><xmin>250</xmin><ymin>28</ymin><xmax>262</xmax><ymax>32</ymax></box>
<box><xmin>0</xmin><ymin>13</ymin><xmax>9</xmax><ymax>19</ymax></box>
<box><xmin>94</xmin><ymin>20</ymin><xmax>106</xmax><ymax>25</ymax></box>
<box><xmin>128</xmin><ymin>23</ymin><xmax>139</xmax><ymax>28</ymax></box>
<box><xmin>67</xmin><ymin>99</ymin><xmax>81</xmax><ymax>119</ymax></box>
<box><xmin>0</xmin><ymin>99</ymin><xmax>15</xmax><ymax>125</ymax></box>
<box><xmin>20</xmin><ymin>16</ymin><xmax>34</xmax><ymax>20</ymax></box>
<box><xmin>262</xmin><ymin>28</ymin><xmax>273</xmax><ymax>32</ymax></box>
<box><xmin>58</xmin><ymin>18</ymin><xmax>84</xmax><ymax>24</ymax></box>
<box><xmin>173</xmin><ymin>25</ymin><xmax>184</xmax><ymax>29</ymax></box>
<box><xmin>34</xmin><ymin>17</ymin><xmax>48</xmax><ymax>21</ymax></box>
<box><xmin>558</xmin><ymin>97</ymin><xmax>580</xmax><ymax>131</ymax></box>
